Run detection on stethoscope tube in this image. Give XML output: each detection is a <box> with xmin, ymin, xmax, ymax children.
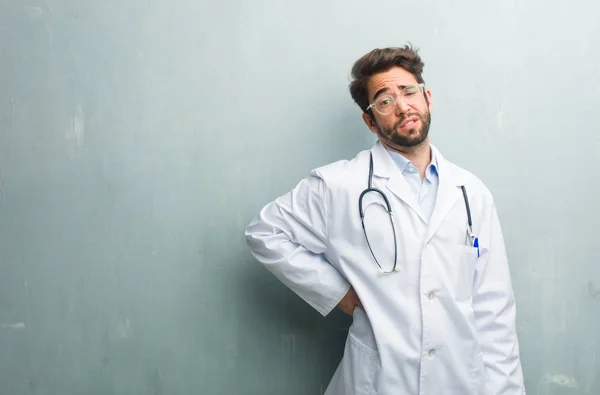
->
<box><xmin>460</xmin><ymin>185</ymin><xmax>476</xmax><ymax>246</ymax></box>
<box><xmin>359</xmin><ymin>152</ymin><xmax>399</xmax><ymax>273</ymax></box>
<box><xmin>359</xmin><ymin>151</ymin><xmax>477</xmax><ymax>273</ymax></box>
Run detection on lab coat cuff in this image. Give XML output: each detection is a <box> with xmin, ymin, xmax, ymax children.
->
<box><xmin>317</xmin><ymin>280</ymin><xmax>352</xmax><ymax>317</ymax></box>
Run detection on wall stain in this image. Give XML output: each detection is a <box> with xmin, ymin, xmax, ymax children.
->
<box><xmin>589</xmin><ymin>282</ymin><xmax>600</xmax><ymax>299</ymax></box>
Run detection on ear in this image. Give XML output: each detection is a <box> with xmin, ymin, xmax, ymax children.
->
<box><xmin>362</xmin><ymin>112</ymin><xmax>379</xmax><ymax>135</ymax></box>
<box><xmin>424</xmin><ymin>88</ymin><xmax>433</xmax><ymax>112</ymax></box>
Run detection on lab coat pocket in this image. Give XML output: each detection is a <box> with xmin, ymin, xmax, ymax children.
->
<box><xmin>453</xmin><ymin>245</ymin><xmax>478</xmax><ymax>301</ymax></box>
<box><xmin>327</xmin><ymin>310</ymin><xmax>380</xmax><ymax>395</ymax></box>
<box><xmin>333</xmin><ymin>334</ymin><xmax>379</xmax><ymax>395</ymax></box>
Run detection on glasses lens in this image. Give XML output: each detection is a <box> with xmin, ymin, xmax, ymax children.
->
<box><xmin>402</xmin><ymin>85</ymin><xmax>423</xmax><ymax>103</ymax></box>
<box><xmin>375</xmin><ymin>96</ymin><xmax>395</xmax><ymax>115</ymax></box>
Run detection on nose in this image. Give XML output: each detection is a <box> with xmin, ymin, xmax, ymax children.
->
<box><xmin>395</xmin><ymin>94</ymin><xmax>411</xmax><ymax>115</ymax></box>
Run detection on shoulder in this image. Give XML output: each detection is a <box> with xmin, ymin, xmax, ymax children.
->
<box><xmin>283</xmin><ymin>149</ymin><xmax>369</xmax><ymax>203</ymax></box>
<box><xmin>310</xmin><ymin>148</ymin><xmax>371</xmax><ymax>187</ymax></box>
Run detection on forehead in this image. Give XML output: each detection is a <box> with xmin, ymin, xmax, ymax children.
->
<box><xmin>367</xmin><ymin>67</ymin><xmax>418</xmax><ymax>100</ymax></box>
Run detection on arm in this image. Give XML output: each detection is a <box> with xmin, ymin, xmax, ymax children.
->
<box><xmin>473</xmin><ymin>199</ymin><xmax>526</xmax><ymax>394</ymax></box>
<box><xmin>245</xmin><ymin>172</ymin><xmax>351</xmax><ymax>316</ymax></box>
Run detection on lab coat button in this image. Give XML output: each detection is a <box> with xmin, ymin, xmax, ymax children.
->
<box><xmin>428</xmin><ymin>349</ymin><xmax>436</xmax><ymax>359</ymax></box>
<box><xmin>427</xmin><ymin>292</ymin><xmax>436</xmax><ymax>300</ymax></box>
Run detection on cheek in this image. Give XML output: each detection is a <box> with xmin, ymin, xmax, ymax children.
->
<box><xmin>374</xmin><ymin>114</ymin><xmax>395</xmax><ymax>128</ymax></box>
<box><xmin>413</xmin><ymin>104</ymin><xmax>429</xmax><ymax>117</ymax></box>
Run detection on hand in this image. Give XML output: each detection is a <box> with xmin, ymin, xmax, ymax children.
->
<box><xmin>337</xmin><ymin>287</ymin><xmax>363</xmax><ymax>316</ymax></box>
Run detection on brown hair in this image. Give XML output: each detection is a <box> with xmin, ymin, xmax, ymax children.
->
<box><xmin>349</xmin><ymin>45</ymin><xmax>425</xmax><ymax>113</ymax></box>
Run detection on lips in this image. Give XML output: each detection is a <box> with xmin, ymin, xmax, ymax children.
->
<box><xmin>398</xmin><ymin>115</ymin><xmax>419</xmax><ymax>129</ymax></box>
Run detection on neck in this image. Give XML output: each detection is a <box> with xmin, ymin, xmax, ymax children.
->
<box><xmin>382</xmin><ymin>139</ymin><xmax>431</xmax><ymax>180</ymax></box>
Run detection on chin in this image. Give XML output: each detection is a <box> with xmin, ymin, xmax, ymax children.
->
<box><xmin>390</xmin><ymin>134</ymin><xmax>427</xmax><ymax>147</ymax></box>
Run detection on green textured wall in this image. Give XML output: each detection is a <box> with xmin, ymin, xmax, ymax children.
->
<box><xmin>0</xmin><ymin>1</ymin><xmax>598</xmax><ymax>393</ymax></box>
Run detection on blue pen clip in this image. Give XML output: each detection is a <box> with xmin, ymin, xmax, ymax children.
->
<box><xmin>473</xmin><ymin>237</ymin><xmax>480</xmax><ymax>257</ymax></box>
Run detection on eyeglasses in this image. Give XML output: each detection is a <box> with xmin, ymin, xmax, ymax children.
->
<box><xmin>365</xmin><ymin>84</ymin><xmax>426</xmax><ymax>115</ymax></box>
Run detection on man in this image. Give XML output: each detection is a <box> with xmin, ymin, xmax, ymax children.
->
<box><xmin>245</xmin><ymin>46</ymin><xmax>525</xmax><ymax>394</ymax></box>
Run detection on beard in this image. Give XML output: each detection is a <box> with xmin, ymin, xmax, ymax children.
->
<box><xmin>376</xmin><ymin>110</ymin><xmax>432</xmax><ymax>148</ymax></box>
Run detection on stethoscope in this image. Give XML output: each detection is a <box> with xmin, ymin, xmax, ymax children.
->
<box><xmin>359</xmin><ymin>151</ymin><xmax>478</xmax><ymax>274</ymax></box>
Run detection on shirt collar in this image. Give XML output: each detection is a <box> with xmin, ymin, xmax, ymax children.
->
<box><xmin>387</xmin><ymin>148</ymin><xmax>412</xmax><ymax>173</ymax></box>
<box><xmin>386</xmin><ymin>146</ymin><xmax>439</xmax><ymax>178</ymax></box>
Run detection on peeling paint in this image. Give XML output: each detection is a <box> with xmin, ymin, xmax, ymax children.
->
<box><xmin>1</xmin><ymin>322</ymin><xmax>26</xmax><ymax>330</ymax></box>
<box><xmin>543</xmin><ymin>374</ymin><xmax>579</xmax><ymax>388</ymax></box>
<box><xmin>115</xmin><ymin>318</ymin><xmax>132</xmax><ymax>339</ymax></box>
<box><xmin>66</xmin><ymin>104</ymin><xmax>85</xmax><ymax>159</ymax></box>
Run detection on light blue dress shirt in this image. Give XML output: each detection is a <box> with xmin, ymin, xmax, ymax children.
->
<box><xmin>386</xmin><ymin>147</ymin><xmax>439</xmax><ymax>222</ymax></box>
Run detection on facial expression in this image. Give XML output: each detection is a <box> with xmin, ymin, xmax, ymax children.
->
<box><xmin>362</xmin><ymin>67</ymin><xmax>433</xmax><ymax>150</ymax></box>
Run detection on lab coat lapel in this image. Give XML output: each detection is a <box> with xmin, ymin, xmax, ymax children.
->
<box><xmin>423</xmin><ymin>148</ymin><xmax>466</xmax><ymax>243</ymax></box>
<box><xmin>371</xmin><ymin>142</ymin><xmax>425</xmax><ymax>222</ymax></box>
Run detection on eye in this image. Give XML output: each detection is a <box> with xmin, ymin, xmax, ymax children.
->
<box><xmin>404</xmin><ymin>86</ymin><xmax>419</xmax><ymax>96</ymax></box>
<box><xmin>379</xmin><ymin>98</ymin><xmax>393</xmax><ymax>106</ymax></box>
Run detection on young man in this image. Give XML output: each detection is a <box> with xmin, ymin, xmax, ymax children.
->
<box><xmin>245</xmin><ymin>46</ymin><xmax>525</xmax><ymax>395</ymax></box>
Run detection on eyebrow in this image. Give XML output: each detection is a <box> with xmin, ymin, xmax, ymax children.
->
<box><xmin>372</xmin><ymin>85</ymin><xmax>409</xmax><ymax>102</ymax></box>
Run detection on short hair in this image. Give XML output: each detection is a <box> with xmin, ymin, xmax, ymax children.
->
<box><xmin>349</xmin><ymin>45</ymin><xmax>425</xmax><ymax>113</ymax></box>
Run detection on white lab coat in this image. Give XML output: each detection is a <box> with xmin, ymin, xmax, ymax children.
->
<box><xmin>245</xmin><ymin>141</ymin><xmax>525</xmax><ymax>395</ymax></box>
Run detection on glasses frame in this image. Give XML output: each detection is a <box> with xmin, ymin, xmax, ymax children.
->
<box><xmin>365</xmin><ymin>83</ymin><xmax>426</xmax><ymax>115</ymax></box>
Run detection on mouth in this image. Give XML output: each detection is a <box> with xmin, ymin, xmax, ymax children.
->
<box><xmin>398</xmin><ymin>116</ymin><xmax>420</xmax><ymax>130</ymax></box>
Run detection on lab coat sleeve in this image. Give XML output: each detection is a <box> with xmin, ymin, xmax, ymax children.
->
<box><xmin>245</xmin><ymin>172</ymin><xmax>351</xmax><ymax>316</ymax></box>
<box><xmin>472</xmin><ymin>199</ymin><xmax>526</xmax><ymax>394</ymax></box>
